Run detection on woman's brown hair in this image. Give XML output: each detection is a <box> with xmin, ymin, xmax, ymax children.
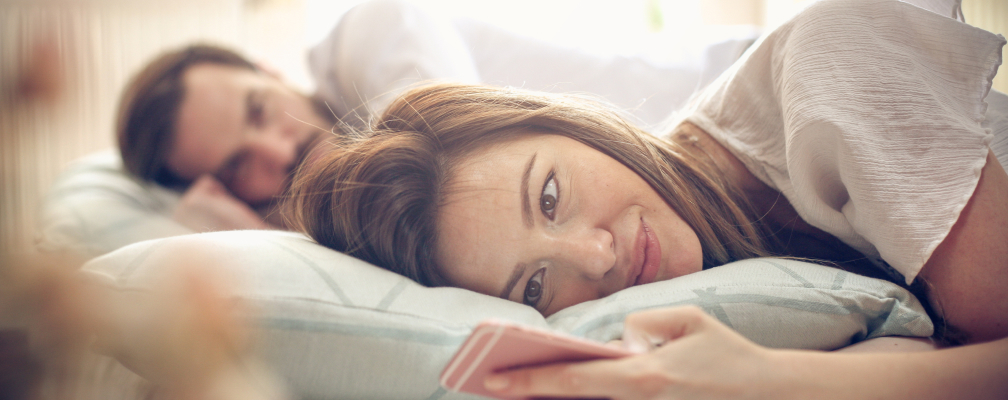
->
<box><xmin>289</xmin><ymin>83</ymin><xmax>774</xmax><ymax>287</ymax></box>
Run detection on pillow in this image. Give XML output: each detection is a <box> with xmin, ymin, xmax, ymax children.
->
<box><xmin>38</xmin><ymin>150</ymin><xmax>190</xmax><ymax>259</ymax></box>
<box><xmin>82</xmin><ymin>230</ymin><xmax>931</xmax><ymax>400</ymax></box>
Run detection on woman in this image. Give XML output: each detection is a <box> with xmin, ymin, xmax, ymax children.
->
<box><xmin>292</xmin><ymin>84</ymin><xmax>790</xmax><ymax>313</ymax></box>
<box><xmin>290</xmin><ymin>0</ymin><xmax>1008</xmax><ymax>397</ymax></box>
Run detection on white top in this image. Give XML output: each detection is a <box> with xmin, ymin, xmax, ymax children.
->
<box><xmin>678</xmin><ymin>0</ymin><xmax>1006</xmax><ymax>283</ymax></box>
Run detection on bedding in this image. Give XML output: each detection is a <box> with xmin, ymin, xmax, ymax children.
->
<box><xmin>308</xmin><ymin>0</ymin><xmax>758</xmax><ymax>129</ymax></box>
<box><xmin>38</xmin><ymin>151</ymin><xmax>188</xmax><ymax>258</ymax></box>
<box><xmin>82</xmin><ymin>230</ymin><xmax>931</xmax><ymax>399</ymax></box>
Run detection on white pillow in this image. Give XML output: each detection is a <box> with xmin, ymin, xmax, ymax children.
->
<box><xmin>82</xmin><ymin>230</ymin><xmax>932</xmax><ymax>400</ymax></box>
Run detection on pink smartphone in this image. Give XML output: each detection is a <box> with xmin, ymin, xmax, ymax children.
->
<box><xmin>439</xmin><ymin>319</ymin><xmax>634</xmax><ymax>399</ymax></box>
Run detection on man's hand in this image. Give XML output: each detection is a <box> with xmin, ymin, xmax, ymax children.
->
<box><xmin>173</xmin><ymin>175</ymin><xmax>277</xmax><ymax>232</ymax></box>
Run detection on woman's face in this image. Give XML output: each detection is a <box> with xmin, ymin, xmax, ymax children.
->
<box><xmin>435</xmin><ymin>133</ymin><xmax>703</xmax><ymax>316</ymax></box>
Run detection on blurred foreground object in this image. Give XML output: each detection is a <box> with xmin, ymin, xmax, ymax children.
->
<box><xmin>1</xmin><ymin>27</ymin><xmax>284</xmax><ymax>400</ymax></box>
<box><xmin>0</xmin><ymin>254</ymin><xmax>91</xmax><ymax>400</ymax></box>
<box><xmin>90</xmin><ymin>257</ymin><xmax>289</xmax><ymax>400</ymax></box>
<box><xmin>1</xmin><ymin>29</ymin><xmax>73</xmax><ymax>400</ymax></box>
<box><xmin>15</xmin><ymin>34</ymin><xmax>64</xmax><ymax>105</ymax></box>
<box><xmin>1</xmin><ymin>251</ymin><xmax>288</xmax><ymax>400</ymax></box>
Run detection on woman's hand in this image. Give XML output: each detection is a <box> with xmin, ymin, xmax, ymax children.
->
<box><xmin>483</xmin><ymin>306</ymin><xmax>783</xmax><ymax>400</ymax></box>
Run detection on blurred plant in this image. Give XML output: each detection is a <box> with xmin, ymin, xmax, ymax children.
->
<box><xmin>0</xmin><ymin>254</ymin><xmax>92</xmax><ymax>400</ymax></box>
<box><xmin>1</xmin><ymin>28</ymin><xmax>285</xmax><ymax>400</ymax></box>
<box><xmin>94</xmin><ymin>259</ymin><xmax>288</xmax><ymax>400</ymax></box>
<box><xmin>12</xmin><ymin>32</ymin><xmax>64</xmax><ymax>105</ymax></box>
<box><xmin>1</xmin><ymin>29</ymin><xmax>75</xmax><ymax>400</ymax></box>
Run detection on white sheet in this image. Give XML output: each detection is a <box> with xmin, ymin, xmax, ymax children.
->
<box><xmin>308</xmin><ymin>0</ymin><xmax>757</xmax><ymax>129</ymax></box>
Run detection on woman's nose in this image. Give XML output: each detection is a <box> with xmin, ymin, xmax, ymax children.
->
<box><xmin>555</xmin><ymin>227</ymin><xmax>615</xmax><ymax>280</ymax></box>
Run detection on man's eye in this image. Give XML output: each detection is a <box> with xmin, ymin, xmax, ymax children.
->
<box><xmin>216</xmin><ymin>168</ymin><xmax>235</xmax><ymax>187</ymax></box>
<box><xmin>248</xmin><ymin>94</ymin><xmax>266</xmax><ymax>127</ymax></box>
<box><xmin>523</xmin><ymin>268</ymin><xmax>545</xmax><ymax>306</ymax></box>
<box><xmin>540</xmin><ymin>173</ymin><xmax>558</xmax><ymax>220</ymax></box>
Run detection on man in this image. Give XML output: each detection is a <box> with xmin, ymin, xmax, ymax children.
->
<box><xmin>116</xmin><ymin>45</ymin><xmax>334</xmax><ymax>233</ymax></box>
<box><xmin>117</xmin><ymin>0</ymin><xmax>483</xmax><ymax>234</ymax></box>
<box><xmin>39</xmin><ymin>0</ymin><xmax>484</xmax><ymax>256</ymax></box>
<box><xmin>39</xmin><ymin>0</ymin><xmax>752</xmax><ymax>258</ymax></box>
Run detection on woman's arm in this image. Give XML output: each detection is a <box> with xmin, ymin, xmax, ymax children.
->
<box><xmin>679</xmin><ymin>117</ymin><xmax>1008</xmax><ymax>342</ymax></box>
<box><xmin>483</xmin><ymin>307</ymin><xmax>1008</xmax><ymax>399</ymax></box>
<box><xmin>917</xmin><ymin>150</ymin><xmax>1008</xmax><ymax>343</ymax></box>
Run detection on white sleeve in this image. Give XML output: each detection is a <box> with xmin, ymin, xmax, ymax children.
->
<box><xmin>308</xmin><ymin>0</ymin><xmax>479</xmax><ymax>125</ymax></box>
<box><xmin>683</xmin><ymin>0</ymin><xmax>1005</xmax><ymax>283</ymax></box>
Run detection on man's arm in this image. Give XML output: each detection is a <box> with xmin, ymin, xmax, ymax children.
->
<box><xmin>172</xmin><ymin>175</ymin><xmax>278</xmax><ymax>233</ymax></box>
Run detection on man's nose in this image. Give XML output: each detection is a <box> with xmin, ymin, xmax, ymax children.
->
<box><xmin>555</xmin><ymin>227</ymin><xmax>615</xmax><ymax>280</ymax></box>
<box><xmin>250</xmin><ymin>127</ymin><xmax>298</xmax><ymax>169</ymax></box>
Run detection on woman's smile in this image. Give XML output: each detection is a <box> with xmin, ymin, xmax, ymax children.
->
<box><xmin>632</xmin><ymin>219</ymin><xmax>662</xmax><ymax>287</ymax></box>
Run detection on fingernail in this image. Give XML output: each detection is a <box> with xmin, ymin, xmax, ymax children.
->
<box><xmin>484</xmin><ymin>375</ymin><xmax>510</xmax><ymax>391</ymax></box>
<box><xmin>623</xmin><ymin>331</ymin><xmax>660</xmax><ymax>354</ymax></box>
<box><xmin>626</xmin><ymin>340</ymin><xmax>649</xmax><ymax>354</ymax></box>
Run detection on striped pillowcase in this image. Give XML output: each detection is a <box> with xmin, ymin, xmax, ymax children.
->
<box><xmin>82</xmin><ymin>230</ymin><xmax>931</xmax><ymax>400</ymax></box>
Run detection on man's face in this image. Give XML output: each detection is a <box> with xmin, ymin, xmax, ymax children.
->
<box><xmin>167</xmin><ymin>63</ymin><xmax>328</xmax><ymax>206</ymax></box>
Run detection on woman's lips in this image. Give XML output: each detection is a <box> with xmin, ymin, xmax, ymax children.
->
<box><xmin>634</xmin><ymin>221</ymin><xmax>661</xmax><ymax>286</ymax></box>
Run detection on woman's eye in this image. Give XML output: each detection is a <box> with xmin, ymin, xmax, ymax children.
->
<box><xmin>523</xmin><ymin>268</ymin><xmax>545</xmax><ymax>307</ymax></box>
<box><xmin>540</xmin><ymin>173</ymin><xmax>559</xmax><ymax>220</ymax></box>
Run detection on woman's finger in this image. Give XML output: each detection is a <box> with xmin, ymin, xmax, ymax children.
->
<box><xmin>621</xmin><ymin>305</ymin><xmax>713</xmax><ymax>352</ymax></box>
<box><xmin>484</xmin><ymin>306</ymin><xmax>771</xmax><ymax>400</ymax></box>
<box><xmin>484</xmin><ymin>357</ymin><xmax>654</xmax><ymax>399</ymax></box>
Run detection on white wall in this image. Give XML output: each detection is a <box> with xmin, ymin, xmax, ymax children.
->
<box><xmin>962</xmin><ymin>0</ymin><xmax>1007</xmax><ymax>93</ymax></box>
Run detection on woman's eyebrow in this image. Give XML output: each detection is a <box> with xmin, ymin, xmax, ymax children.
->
<box><xmin>503</xmin><ymin>152</ymin><xmax>538</xmax><ymax>301</ymax></box>
<box><xmin>521</xmin><ymin>152</ymin><xmax>537</xmax><ymax>229</ymax></box>
<box><xmin>500</xmin><ymin>261</ymin><xmax>528</xmax><ymax>300</ymax></box>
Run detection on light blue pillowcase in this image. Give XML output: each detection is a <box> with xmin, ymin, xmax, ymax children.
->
<box><xmin>82</xmin><ymin>230</ymin><xmax>931</xmax><ymax>400</ymax></box>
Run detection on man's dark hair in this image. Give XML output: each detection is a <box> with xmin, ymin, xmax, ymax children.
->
<box><xmin>116</xmin><ymin>44</ymin><xmax>257</xmax><ymax>186</ymax></box>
